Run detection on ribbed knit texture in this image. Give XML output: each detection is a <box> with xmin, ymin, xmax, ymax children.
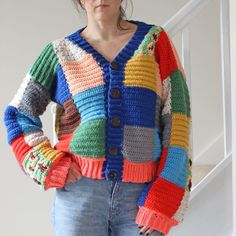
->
<box><xmin>3</xmin><ymin>20</ymin><xmax>192</xmax><ymax>235</ymax></box>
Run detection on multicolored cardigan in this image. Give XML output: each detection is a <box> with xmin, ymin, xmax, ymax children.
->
<box><xmin>3</xmin><ymin>19</ymin><xmax>192</xmax><ymax>235</ymax></box>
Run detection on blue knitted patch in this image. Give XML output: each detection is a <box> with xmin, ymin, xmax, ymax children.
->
<box><xmin>160</xmin><ymin>146</ymin><xmax>188</xmax><ymax>188</ymax></box>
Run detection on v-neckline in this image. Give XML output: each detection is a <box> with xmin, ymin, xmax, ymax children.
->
<box><xmin>75</xmin><ymin>20</ymin><xmax>142</xmax><ymax>65</ymax></box>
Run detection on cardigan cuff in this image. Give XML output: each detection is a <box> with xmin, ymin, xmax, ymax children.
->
<box><xmin>135</xmin><ymin>206</ymin><xmax>178</xmax><ymax>235</ymax></box>
<box><xmin>44</xmin><ymin>155</ymin><xmax>72</xmax><ymax>190</ymax></box>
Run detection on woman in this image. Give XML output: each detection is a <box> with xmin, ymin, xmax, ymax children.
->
<box><xmin>3</xmin><ymin>0</ymin><xmax>192</xmax><ymax>235</ymax></box>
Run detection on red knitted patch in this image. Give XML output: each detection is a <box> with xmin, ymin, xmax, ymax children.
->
<box><xmin>144</xmin><ymin>177</ymin><xmax>185</xmax><ymax>218</ymax></box>
<box><xmin>155</xmin><ymin>30</ymin><xmax>178</xmax><ymax>81</ymax></box>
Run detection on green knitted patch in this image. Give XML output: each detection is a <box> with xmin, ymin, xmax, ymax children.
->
<box><xmin>170</xmin><ymin>69</ymin><xmax>191</xmax><ymax>117</ymax></box>
<box><xmin>29</xmin><ymin>42</ymin><xmax>59</xmax><ymax>90</ymax></box>
<box><xmin>134</xmin><ymin>25</ymin><xmax>162</xmax><ymax>56</ymax></box>
<box><xmin>69</xmin><ymin>119</ymin><xmax>106</xmax><ymax>157</ymax></box>
<box><xmin>23</xmin><ymin>148</ymin><xmax>52</xmax><ymax>187</ymax></box>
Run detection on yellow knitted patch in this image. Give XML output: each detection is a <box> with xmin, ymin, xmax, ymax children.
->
<box><xmin>124</xmin><ymin>55</ymin><xmax>161</xmax><ymax>95</ymax></box>
<box><xmin>170</xmin><ymin>113</ymin><xmax>190</xmax><ymax>150</ymax></box>
<box><xmin>55</xmin><ymin>104</ymin><xmax>64</xmax><ymax>138</ymax></box>
<box><xmin>36</xmin><ymin>140</ymin><xmax>63</xmax><ymax>162</ymax></box>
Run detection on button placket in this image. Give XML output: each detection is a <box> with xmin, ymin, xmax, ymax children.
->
<box><xmin>105</xmin><ymin>61</ymin><xmax>123</xmax><ymax>181</ymax></box>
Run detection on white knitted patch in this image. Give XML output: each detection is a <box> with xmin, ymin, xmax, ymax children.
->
<box><xmin>9</xmin><ymin>72</ymin><xmax>31</xmax><ymax>108</ymax></box>
<box><xmin>173</xmin><ymin>190</ymin><xmax>190</xmax><ymax>223</ymax></box>
<box><xmin>161</xmin><ymin>76</ymin><xmax>171</xmax><ymax>116</ymax></box>
<box><xmin>52</xmin><ymin>38</ymin><xmax>88</xmax><ymax>63</ymax></box>
<box><xmin>24</xmin><ymin>131</ymin><xmax>49</xmax><ymax>147</ymax></box>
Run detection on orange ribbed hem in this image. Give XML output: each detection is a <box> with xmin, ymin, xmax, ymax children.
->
<box><xmin>122</xmin><ymin>159</ymin><xmax>159</xmax><ymax>182</ymax></box>
<box><xmin>74</xmin><ymin>156</ymin><xmax>105</xmax><ymax>179</ymax></box>
<box><xmin>73</xmin><ymin>156</ymin><xmax>159</xmax><ymax>183</ymax></box>
<box><xmin>44</xmin><ymin>155</ymin><xmax>72</xmax><ymax>190</ymax></box>
<box><xmin>135</xmin><ymin>206</ymin><xmax>178</xmax><ymax>235</ymax></box>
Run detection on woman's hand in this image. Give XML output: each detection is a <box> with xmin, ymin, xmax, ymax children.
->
<box><xmin>64</xmin><ymin>160</ymin><xmax>82</xmax><ymax>184</ymax></box>
<box><xmin>138</xmin><ymin>224</ymin><xmax>164</xmax><ymax>235</ymax></box>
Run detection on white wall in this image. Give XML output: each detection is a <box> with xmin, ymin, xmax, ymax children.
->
<box><xmin>230</xmin><ymin>0</ymin><xmax>236</xmax><ymax>235</ymax></box>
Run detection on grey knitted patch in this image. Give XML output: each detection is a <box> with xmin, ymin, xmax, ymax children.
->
<box><xmin>122</xmin><ymin>125</ymin><xmax>155</xmax><ymax>162</ymax></box>
<box><xmin>155</xmin><ymin>95</ymin><xmax>162</xmax><ymax>132</ymax></box>
<box><xmin>18</xmin><ymin>78</ymin><xmax>51</xmax><ymax>117</ymax></box>
<box><xmin>161</xmin><ymin>113</ymin><xmax>172</xmax><ymax>148</ymax></box>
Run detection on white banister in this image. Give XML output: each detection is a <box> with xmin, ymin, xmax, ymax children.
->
<box><xmin>163</xmin><ymin>0</ymin><xmax>214</xmax><ymax>37</ymax></box>
<box><xmin>220</xmin><ymin>0</ymin><xmax>232</xmax><ymax>159</ymax></box>
<box><xmin>189</xmin><ymin>153</ymin><xmax>231</xmax><ymax>202</ymax></box>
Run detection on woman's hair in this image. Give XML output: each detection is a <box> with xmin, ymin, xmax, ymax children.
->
<box><xmin>71</xmin><ymin>0</ymin><xmax>134</xmax><ymax>30</ymax></box>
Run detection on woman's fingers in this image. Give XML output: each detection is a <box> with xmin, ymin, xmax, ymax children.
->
<box><xmin>138</xmin><ymin>225</ymin><xmax>163</xmax><ymax>235</ymax></box>
<box><xmin>138</xmin><ymin>225</ymin><xmax>150</xmax><ymax>235</ymax></box>
<box><xmin>143</xmin><ymin>228</ymin><xmax>154</xmax><ymax>235</ymax></box>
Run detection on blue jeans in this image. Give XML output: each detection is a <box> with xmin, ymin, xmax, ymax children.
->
<box><xmin>50</xmin><ymin>176</ymin><xmax>163</xmax><ymax>236</ymax></box>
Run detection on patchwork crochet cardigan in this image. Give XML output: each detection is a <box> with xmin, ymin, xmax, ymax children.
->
<box><xmin>3</xmin><ymin>19</ymin><xmax>192</xmax><ymax>235</ymax></box>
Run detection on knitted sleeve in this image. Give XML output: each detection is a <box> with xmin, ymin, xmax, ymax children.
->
<box><xmin>135</xmin><ymin>27</ymin><xmax>192</xmax><ymax>235</ymax></box>
<box><xmin>3</xmin><ymin>42</ymin><xmax>72</xmax><ymax>191</ymax></box>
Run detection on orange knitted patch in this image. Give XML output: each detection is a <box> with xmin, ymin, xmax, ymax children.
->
<box><xmin>11</xmin><ymin>134</ymin><xmax>31</xmax><ymax>168</ymax></box>
<box><xmin>62</xmin><ymin>54</ymin><xmax>105</xmax><ymax>95</ymax></box>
